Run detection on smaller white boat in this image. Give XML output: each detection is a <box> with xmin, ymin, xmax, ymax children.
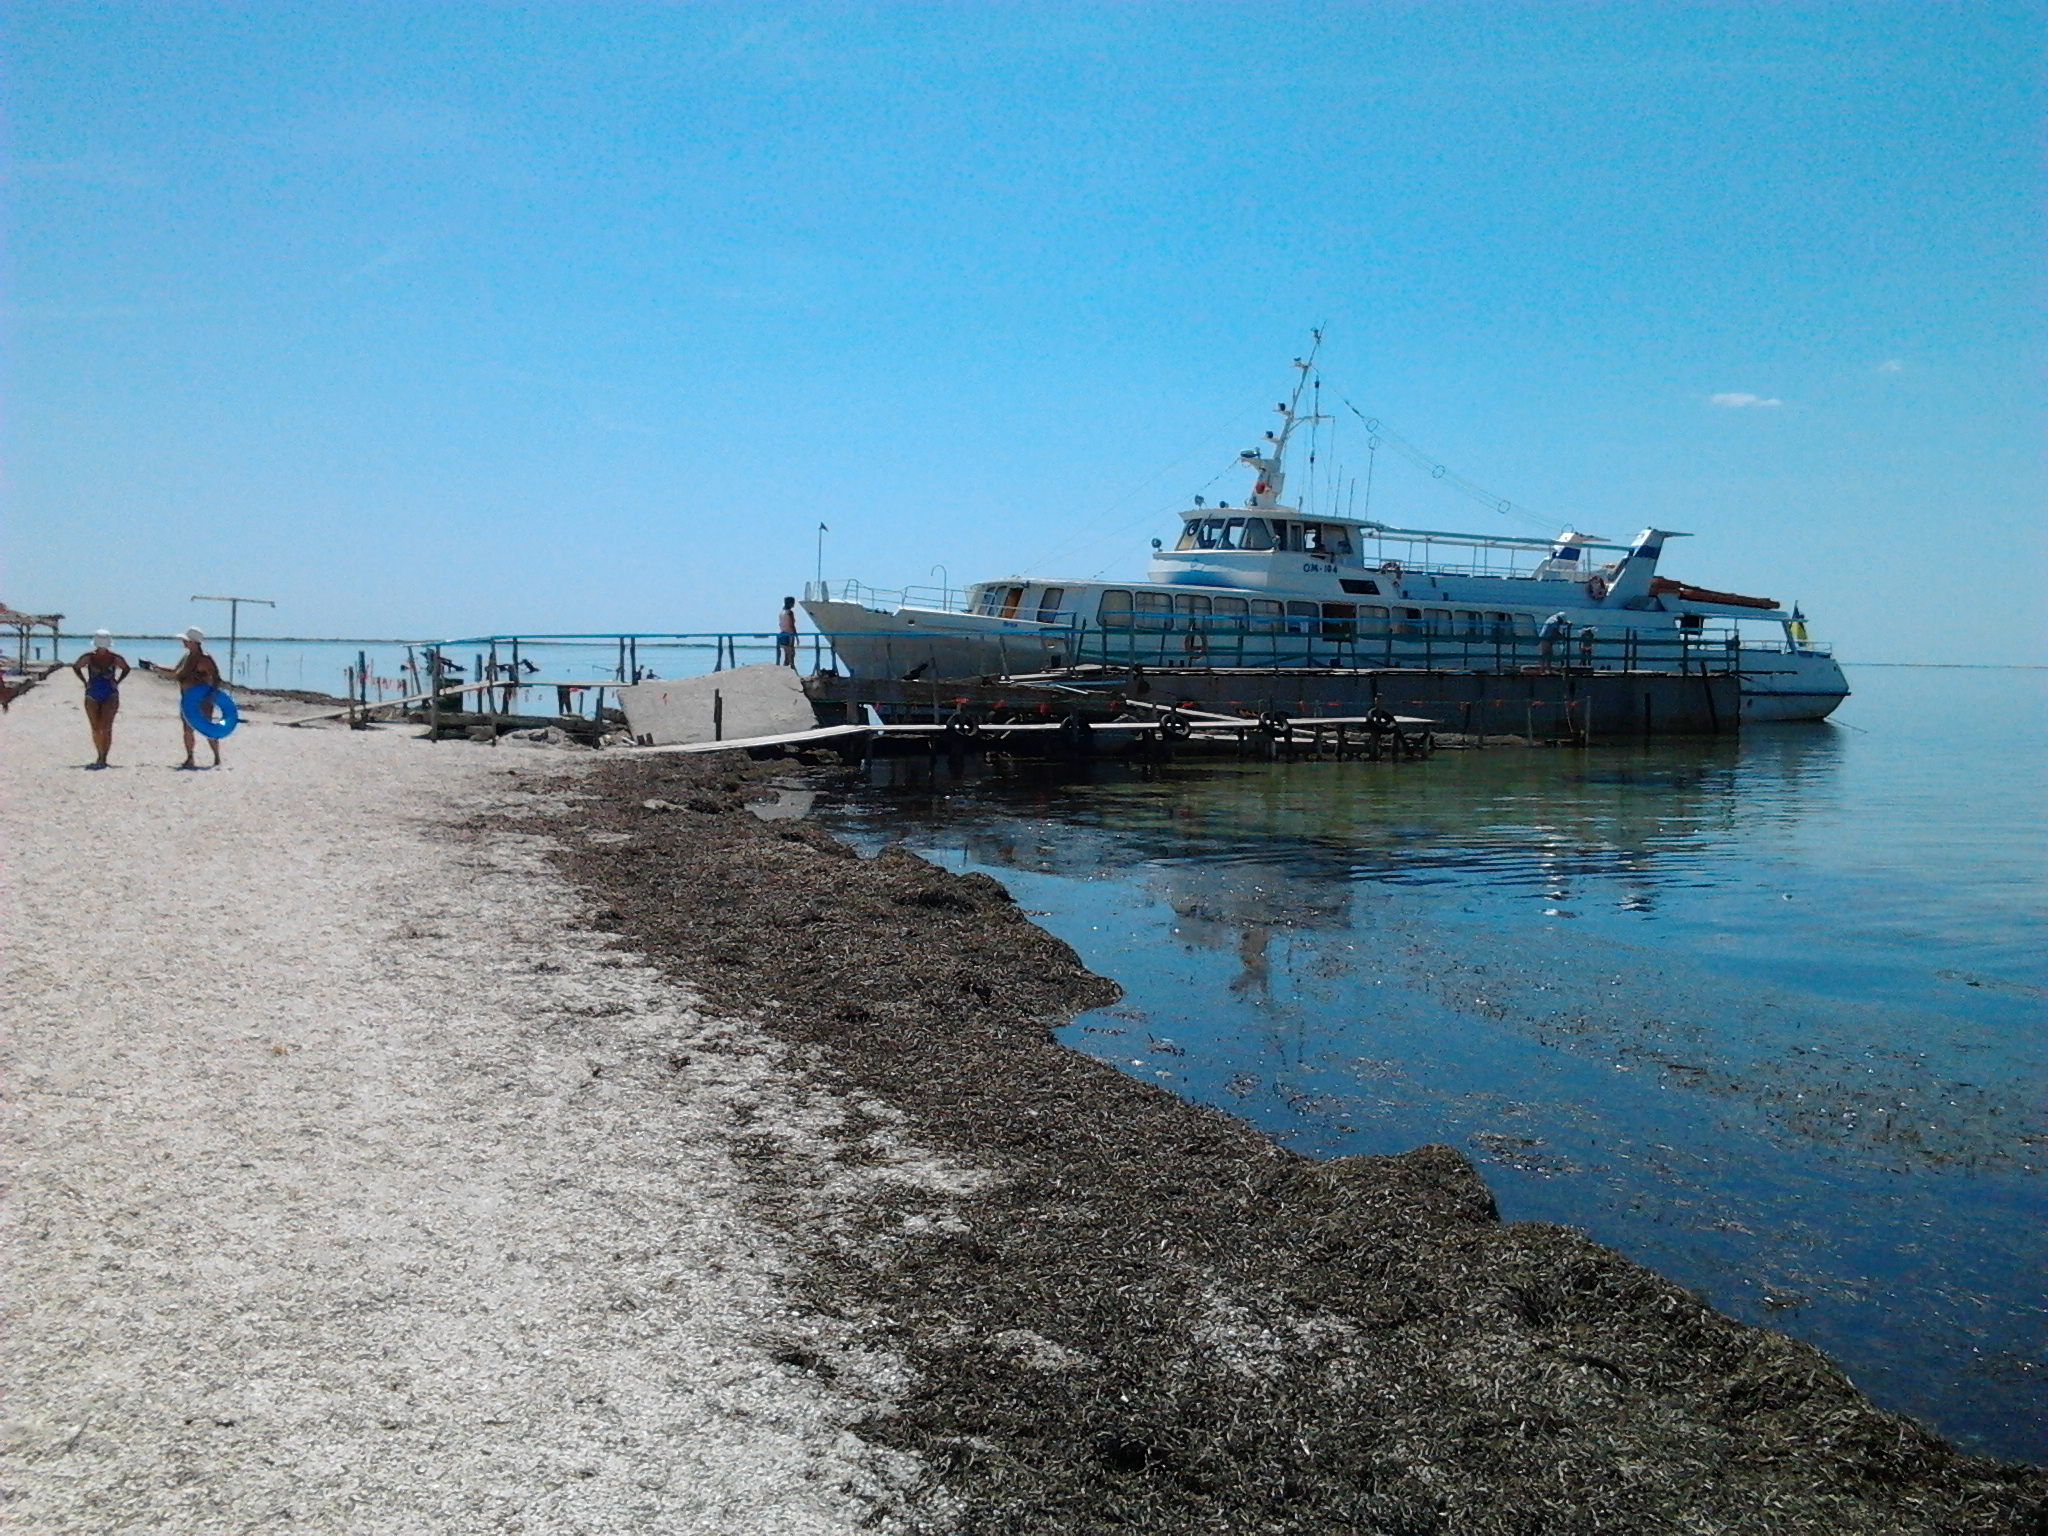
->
<box><xmin>807</xmin><ymin>362</ymin><xmax>1848</xmax><ymax>723</ymax></box>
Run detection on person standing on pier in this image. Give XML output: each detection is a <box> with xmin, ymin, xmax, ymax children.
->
<box><xmin>71</xmin><ymin>630</ymin><xmax>131</xmax><ymax>768</ymax></box>
<box><xmin>1538</xmin><ymin>611</ymin><xmax>1571</xmax><ymax>670</ymax></box>
<box><xmin>776</xmin><ymin>596</ymin><xmax>799</xmax><ymax>668</ymax></box>
<box><xmin>170</xmin><ymin>628</ymin><xmax>225</xmax><ymax>770</ymax></box>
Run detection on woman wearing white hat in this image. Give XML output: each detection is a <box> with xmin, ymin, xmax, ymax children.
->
<box><xmin>170</xmin><ymin>628</ymin><xmax>225</xmax><ymax>769</ymax></box>
<box><xmin>70</xmin><ymin>630</ymin><xmax>131</xmax><ymax>768</ymax></box>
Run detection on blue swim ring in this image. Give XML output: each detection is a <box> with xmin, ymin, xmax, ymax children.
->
<box><xmin>181</xmin><ymin>684</ymin><xmax>239</xmax><ymax>739</ymax></box>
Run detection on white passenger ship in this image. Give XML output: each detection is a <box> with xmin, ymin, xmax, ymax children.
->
<box><xmin>806</xmin><ymin>364</ymin><xmax>1849</xmax><ymax>723</ymax></box>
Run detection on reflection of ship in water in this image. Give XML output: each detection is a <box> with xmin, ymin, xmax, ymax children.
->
<box><xmin>870</xmin><ymin>720</ymin><xmax>1840</xmax><ymax>906</ymax></box>
<box><xmin>857</xmin><ymin>723</ymin><xmax>1846</xmax><ymax>1005</ymax></box>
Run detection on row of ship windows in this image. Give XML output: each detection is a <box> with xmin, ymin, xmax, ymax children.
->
<box><xmin>1175</xmin><ymin>516</ymin><xmax>1357</xmax><ymax>558</ymax></box>
<box><xmin>974</xmin><ymin>584</ymin><xmax>1540</xmax><ymax>637</ymax></box>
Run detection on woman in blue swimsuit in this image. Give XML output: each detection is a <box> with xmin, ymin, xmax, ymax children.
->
<box><xmin>70</xmin><ymin>630</ymin><xmax>131</xmax><ymax>768</ymax></box>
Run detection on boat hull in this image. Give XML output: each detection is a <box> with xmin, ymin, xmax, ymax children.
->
<box><xmin>808</xmin><ymin>602</ymin><xmax>1851</xmax><ymax>724</ymax></box>
<box><xmin>806</xmin><ymin>601</ymin><xmax>1083</xmax><ymax>681</ymax></box>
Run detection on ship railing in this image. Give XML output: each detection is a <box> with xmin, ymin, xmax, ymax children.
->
<box><xmin>805</xmin><ymin>578</ymin><xmax>973</xmax><ymax>613</ymax></box>
<box><xmin>1360</xmin><ymin>553</ymin><xmax>1567</xmax><ymax>581</ymax></box>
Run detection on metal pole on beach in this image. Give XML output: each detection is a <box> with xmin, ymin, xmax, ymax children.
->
<box><xmin>190</xmin><ymin>594</ymin><xmax>274</xmax><ymax>683</ymax></box>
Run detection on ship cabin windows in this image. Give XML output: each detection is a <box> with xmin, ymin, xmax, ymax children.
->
<box><xmin>1320</xmin><ymin>602</ymin><xmax>1358</xmax><ymax>640</ymax></box>
<box><xmin>1100</xmin><ymin>588</ymin><xmax>1275</xmax><ymax>632</ymax></box>
<box><xmin>1267</xmin><ymin>522</ymin><xmax>1356</xmax><ymax>561</ymax></box>
<box><xmin>1425</xmin><ymin>608</ymin><xmax>1453</xmax><ymax>634</ymax></box>
<box><xmin>1358</xmin><ymin>605</ymin><xmax>1390</xmax><ymax>633</ymax></box>
<box><xmin>1176</xmin><ymin>516</ymin><xmax>1279</xmax><ymax>552</ymax></box>
<box><xmin>1457</xmin><ymin>610</ymin><xmax>1484</xmax><ymax>636</ymax></box>
<box><xmin>1036</xmin><ymin>587</ymin><xmax>1067</xmax><ymax>624</ymax></box>
<box><xmin>1285</xmin><ymin>600</ymin><xmax>1319</xmax><ymax>631</ymax></box>
<box><xmin>973</xmin><ymin>585</ymin><xmax>1031</xmax><ymax>618</ymax></box>
<box><xmin>1393</xmin><ymin>607</ymin><xmax>1424</xmax><ymax>636</ymax></box>
<box><xmin>972</xmin><ymin>585</ymin><xmax>1029</xmax><ymax>618</ymax></box>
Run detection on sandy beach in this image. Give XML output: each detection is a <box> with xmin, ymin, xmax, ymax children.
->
<box><xmin>0</xmin><ymin>672</ymin><xmax>927</xmax><ymax>1534</ymax></box>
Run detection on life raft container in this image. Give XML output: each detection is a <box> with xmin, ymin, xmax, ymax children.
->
<box><xmin>1648</xmin><ymin>576</ymin><xmax>1779</xmax><ymax>609</ymax></box>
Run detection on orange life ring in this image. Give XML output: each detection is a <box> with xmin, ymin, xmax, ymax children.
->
<box><xmin>1586</xmin><ymin>574</ymin><xmax>1608</xmax><ymax>601</ymax></box>
<box><xmin>1379</xmin><ymin>560</ymin><xmax>1403</xmax><ymax>579</ymax></box>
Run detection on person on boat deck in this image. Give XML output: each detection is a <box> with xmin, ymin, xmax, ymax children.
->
<box><xmin>1538</xmin><ymin>611</ymin><xmax>1572</xmax><ymax>669</ymax></box>
<box><xmin>71</xmin><ymin>630</ymin><xmax>131</xmax><ymax>768</ymax></box>
<box><xmin>776</xmin><ymin>596</ymin><xmax>798</xmax><ymax>667</ymax></box>
<box><xmin>170</xmin><ymin>627</ymin><xmax>225</xmax><ymax>770</ymax></box>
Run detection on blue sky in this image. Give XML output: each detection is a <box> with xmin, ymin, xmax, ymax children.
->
<box><xmin>5</xmin><ymin>2</ymin><xmax>2042</xmax><ymax>662</ymax></box>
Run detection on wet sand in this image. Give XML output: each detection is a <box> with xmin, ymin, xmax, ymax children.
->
<box><xmin>560</xmin><ymin>749</ymin><xmax>2046</xmax><ymax>1535</ymax></box>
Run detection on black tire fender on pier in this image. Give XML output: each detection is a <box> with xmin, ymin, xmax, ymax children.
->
<box><xmin>1158</xmin><ymin>712</ymin><xmax>1193</xmax><ymax>741</ymax></box>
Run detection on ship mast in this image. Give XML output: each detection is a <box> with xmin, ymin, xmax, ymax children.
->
<box><xmin>1240</xmin><ymin>333</ymin><xmax>1326</xmax><ymax>511</ymax></box>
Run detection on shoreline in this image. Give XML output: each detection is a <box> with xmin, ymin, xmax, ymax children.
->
<box><xmin>556</xmin><ymin>749</ymin><xmax>2045</xmax><ymax>1534</ymax></box>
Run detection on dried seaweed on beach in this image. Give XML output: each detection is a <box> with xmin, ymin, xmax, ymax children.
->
<box><xmin>555</xmin><ymin>754</ymin><xmax>2046</xmax><ymax>1536</ymax></box>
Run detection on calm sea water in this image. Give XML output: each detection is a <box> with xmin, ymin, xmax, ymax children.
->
<box><xmin>819</xmin><ymin>665</ymin><xmax>2046</xmax><ymax>1463</ymax></box>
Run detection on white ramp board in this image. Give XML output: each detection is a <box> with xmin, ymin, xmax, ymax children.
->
<box><xmin>615</xmin><ymin>665</ymin><xmax>816</xmax><ymax>747</ymax></box>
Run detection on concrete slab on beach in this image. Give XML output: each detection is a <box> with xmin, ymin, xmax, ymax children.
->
<box><xmin>0</xmin><ymin>673</ymin><xmax>919</xmax><ymax>1533</ymax></box>
<box><xmin>616</xmin><ymin>665</ymin><xmax>816</xmax><ymax>747</ymax></box>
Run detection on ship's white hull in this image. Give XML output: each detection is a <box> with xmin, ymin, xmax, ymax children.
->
<box><xmin>808</xmin><ymin>601</ymin><xmax>1851</xmax><ymax>724</ymax></box>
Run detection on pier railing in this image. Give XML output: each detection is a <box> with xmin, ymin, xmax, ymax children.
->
<box><xmin>781</xmin><ymin>624</ymin><xmax>1755</xmax><ymax>679</ymax></box>
<box><xmin>345</xmin><ymin>619</ymin><xmax>1787</xmax><ymax>726</ymax></box>
<box><xmin>1062</xmin><ymin>624</ymin><xmax>1757</xmax><ymax>675</ymax></box>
